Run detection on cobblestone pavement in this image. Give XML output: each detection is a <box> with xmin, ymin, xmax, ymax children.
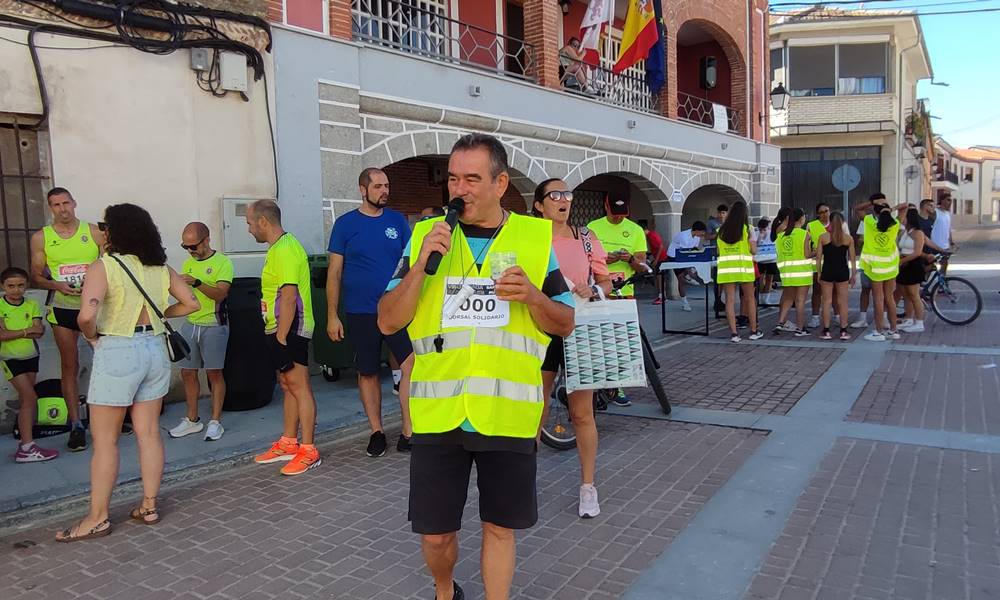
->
<box><xmin>744</xmin><ymin>438</ymin><xmax>1000</xmax><ymax>600</ymax></box>
<box><xmin>847</xmin><ymin>351</ymin><xmax>1000</xmax><ymax>434</ymax></box>
<box><xmin>633</xmin><ymin>344</ymin><xmax>843</xmax><ymax>415</ymax></box>
<box><xmin>2</xmin><ymin>417</ymin><xmax>766</xmax><ymax>600</ymax></box>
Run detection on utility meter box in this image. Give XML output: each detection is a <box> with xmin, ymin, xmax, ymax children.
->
<box><xmin>222</xmin><ymin>197</ymin><xmax>268</xmax><ymax>254</ymax></box>
<box><xmin>219</xmin><ymin>51</ymin><xmax>248</xmax><ymax>92</ymax></box>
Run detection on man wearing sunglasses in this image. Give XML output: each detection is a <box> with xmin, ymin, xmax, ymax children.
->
<box><xmin>168</xmin><ymin>222</ymin><xmax>233</xmax><ymax>441</ymax></box>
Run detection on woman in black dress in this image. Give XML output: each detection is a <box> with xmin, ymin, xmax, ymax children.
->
<box><xmin>816</xmin><ymin>212</ymin><xmax>856</xmax><ymax>340</ymax></box>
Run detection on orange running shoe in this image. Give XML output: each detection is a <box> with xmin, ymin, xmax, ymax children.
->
<box><xmin>280</xmin><ymin>445</ymin><xmax>321</xmax><ymax>476</ymax></box>
<box><xmin>254</xmin><ymin>437</ymin><xmax>299</xmax><ymax>464</ymax></box>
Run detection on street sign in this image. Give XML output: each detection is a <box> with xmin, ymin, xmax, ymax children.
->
<box><xmin>831</xmin><ymin>164</ymin><xmax>861</xmax><ymax>217</ymax></box>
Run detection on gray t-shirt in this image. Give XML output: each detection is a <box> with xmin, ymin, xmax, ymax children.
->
<box><xmin>705</xmin><ymin>217</ymin><xmax>722</xmax><ymax>248</ymax></box>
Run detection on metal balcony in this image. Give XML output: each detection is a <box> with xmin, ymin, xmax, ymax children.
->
<box><xmin>677</xmin><ymin>92</ymin><xmax>742</xmax><ymax>135</ymax></box>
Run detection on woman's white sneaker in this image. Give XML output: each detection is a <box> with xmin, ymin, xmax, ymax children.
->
<box><xmin>204</xmin><ymin>420</ymin><xmax>225</xmax><ymax>441</ymax></box>
<box><xmin>864</xmin><ymin>331</ymin><xmax>887</xmax><ymax>342</ymax></box>
<box><xmin>849</xmin><ymin>318</ymin><xmax>868</xmax><ymax>329</ymax></box>
<box><xmin>168</xmin><ymin>417</ymin><xmax>204</xmax><ymax>438</ymax></box>
<box><xmin>579</xmin><ymin>484</ymin><xmax>601</xmax><ymax>519</ymax></box>
<box><xmin>900</xmin><ymin>321</ymin><xmax>925</xmax><ymax>333</ymax></box>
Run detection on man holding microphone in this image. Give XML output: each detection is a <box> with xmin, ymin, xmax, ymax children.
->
<box><xmin>379</xmin><ymin>133</ymin><xmax>574</xmax><ymax>600</ymax></box>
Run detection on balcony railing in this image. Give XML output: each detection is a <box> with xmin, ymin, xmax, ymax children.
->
<box><xmin>935</xmin><ymin>170</ymin><xmax>959</xmax><ymax>185</ymax></box>
<box><xmin>559</xmin><ymin>57</ymin><xmax>659</xmax><ymax>114</ymax></box>
<box><xmin>677</xmin><ymin>92</ymin><xmax>742</xmax><ymax>134</ymax></box>
<box><xmin>352</xmin><ymin>0</ymin><xmax>536</xmax><ymax>82</ymax></box>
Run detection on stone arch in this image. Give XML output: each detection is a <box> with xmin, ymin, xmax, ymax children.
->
<box><xmin>681</xmin><ymin>183</ymin><xmax>747</xmax><ymax>229</ymax></box>
<box><xmin>675</xmin><ymin>170</ymin><xmax>750</xmax><ymax>213</ymax></box>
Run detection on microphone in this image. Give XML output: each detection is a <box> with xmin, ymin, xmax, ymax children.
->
<box><xmin>424</xmin><ymin>198</ymin><xmax>465</xmax><ymax>275</ymax></box>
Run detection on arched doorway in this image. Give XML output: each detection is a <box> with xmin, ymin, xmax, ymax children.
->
<box><xmin>681</xmin><ymin>184</ymin><xmax>745</xmax><ymax>228</ymax></box>
<box><xmin>570</xmin><ymin>172</ymin><xmax>666</xmax><ymax>231</ymax></box>
<box><xmin>675</xmin><ymin>20</ymin><xmax>747</xmax><ymax>135</ymax></box>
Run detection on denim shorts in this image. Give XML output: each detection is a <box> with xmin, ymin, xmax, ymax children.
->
<box><xmin>87</xmin><ymin>332</ymin><xmax>171</xmax><ymax>407</ymax></box>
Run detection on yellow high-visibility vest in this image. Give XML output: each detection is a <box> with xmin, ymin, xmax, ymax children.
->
<box><xmin>776</xmin><ymin>228</ymin><xmax>813</xmax><ymax>287</ymax></box>
<box><xmin>859</xmin><ymin>215</ymin><xmax>900</xmax><ymax>282</ymax></box>
<box><xmin>406</xmin><ymin>213</ymin><xmax>552</xmax><ymax>438</ymax></box>
<box><xmin>716</xmin><ymin>225</ymin><xmax>755</xmax><ymax>284</ymax></box>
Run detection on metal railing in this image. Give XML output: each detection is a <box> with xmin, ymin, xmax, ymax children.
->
<box><xmin>352</xmin><ymin>0</ymin><xmax>536</xmax><ymax>82</ymax></box>
<box><xmin>560</xmin><ymin>57</ymin><xmax>660</xmax><ymax>114</ymax></box>
<box><xmin>677</xmin><ymin>91</ymin><xmax>742</xmax><ymax>134</ymax></box>
<box><xmin>935</xmin><ymin>170</ymin><xmax>959</xmax><ymax>185</ymax></box>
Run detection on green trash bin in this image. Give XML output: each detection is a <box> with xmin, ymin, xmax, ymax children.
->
<box><xmin>308</xmin><ymin>254</ymin><xmax>389</xmax><ymax>381</ymax></box>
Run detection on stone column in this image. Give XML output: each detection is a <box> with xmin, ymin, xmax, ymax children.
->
<box><xmin>523</xmin><ymin>0</ymin><xmax>561</xmax><ymax>89</ymax></box>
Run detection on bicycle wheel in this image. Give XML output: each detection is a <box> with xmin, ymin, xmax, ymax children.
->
<box><xmin>643</xmin><ymin>349</ymin><xmax>671</xmax><ymax>415</ymax></box>
<box><xmin>540</xmin><ymin>384</ymin><xmax>577</xmax><ymax>451</ymax></box>
<box><xmin>930</xmin><ymin>276</ymin><xmax>982</xmax><ymax>326</ymax></box>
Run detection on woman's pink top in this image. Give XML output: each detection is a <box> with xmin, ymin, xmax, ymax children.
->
<box><xmin>552</xmin><ymin>228</ymin><xmax>609</xmax><ymax>289</ymax></box>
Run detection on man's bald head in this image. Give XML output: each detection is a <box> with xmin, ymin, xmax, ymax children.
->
<box><xmin>181</xmin><ymin>222</ymin><xmax>213</xmax><ymax>258</ymax></box>
<box><xmin>249</xmin><ymin>199</ymin><xmax>281</xmax><ymax>225</ymax></box>
<box><xmin>246</xmin><ymin>199</ymin><xmax>283</xmax><ymax>244</ymax></box>
<box><xmin>183</xmin><ymin>222</ymin><xmax>210</xmax><ymax>239</ymax></box>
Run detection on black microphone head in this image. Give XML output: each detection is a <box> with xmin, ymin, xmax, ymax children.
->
<box><xmin>447</xmin><ymin>198</ymin><xmax>466</xmax><ymax>215</ymax></box>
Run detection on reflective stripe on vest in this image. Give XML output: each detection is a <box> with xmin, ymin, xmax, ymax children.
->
<box><xmin>776</xmin><ymin>229</ymin><xmax>812</xmax><ymax>286</ymax></box>
<box><xmin>405</xmin><ymin>213</ymin><xmax>552</xmax><ymax>438</ymax></box>
<box><xmin>716</xmin><ymin>226</ymin><xmax>754</xmax><ymax>283</ymax></box>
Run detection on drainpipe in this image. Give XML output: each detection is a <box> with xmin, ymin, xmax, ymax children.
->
<box><xmin>746</xmin><ymin>0</ymin><xmax>753</xmax><ymax>140</ymax></box>
<box><xmin>897</xmin><ymin>31</ymin><xmax>921</xmax><ymax>204</ymax></box>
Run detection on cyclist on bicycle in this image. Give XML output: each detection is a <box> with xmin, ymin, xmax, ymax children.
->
<box><xmin>534</xmin><ymin>178</ymin><xmax>612</xmax><ymax>519</ymax></box>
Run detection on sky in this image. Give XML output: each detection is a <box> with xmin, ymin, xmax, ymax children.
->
<box><xmin>786</xmin><ymin>0</ymin><xmax>1000</xmax><ymax>149</ymax></box>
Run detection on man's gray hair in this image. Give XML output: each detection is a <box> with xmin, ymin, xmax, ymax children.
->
<box><xmin>451</xmin><ymin>133</ymin><xmax>509</xmax><ymax>180</ymax></box>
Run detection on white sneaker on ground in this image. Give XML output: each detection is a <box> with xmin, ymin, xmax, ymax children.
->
<box><xmin>897</xmin><ymin>318</ymin><xmax>914</xmax><ymax>329</ymax></box>
<box><xmin>849</xmin><ymin>318</ymin><xmax>868</xmax><ymax>329</ymax></box>
<box><xmin>900</xmin><ymin>321</ymin><xmax>924</xmax><ymax>333</ymax></box>
<box><xmin>887</xmin><ymin>330</ymin><xmax>902</xmax><ymax>340</ymax></box>
<box><xmin>781</xmin><ymin>321</ymin><xmax>798</xmax><ymax>332</ymax></box>
<box><xmin>169</xmin><ymin>417</ymin><xmax>204</xmax><ymax>438</ymax></box>
<box><xmin>864</xmin><ymin>331</ymin><xmax>887</xmax><ymax>342</ymax></box>
<box><xmin>681</xmin><ymin>301</ymin><xmax>692</xmax><ymax>312</ymax></box>
<box><xmin>579</xmin><ymin>484</ymin><xmax>600</xmax><ymax>518</ymax></box>
<box><xmin>204</xmin><ymin>420</ymin><xmax>224</xmax><ymax>441</ymax></box>
<box><xmin>808</xmin><ymin>315</ymin><xmax>821</xmax><ymax>328</ymax></box>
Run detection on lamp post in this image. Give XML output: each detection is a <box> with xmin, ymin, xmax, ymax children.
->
<box><xmin>770</xmin><ymin>82</ymin><xmax>790</xmax><ymax>111</ymax></box>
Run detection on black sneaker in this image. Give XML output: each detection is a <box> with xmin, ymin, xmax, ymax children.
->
<box><xmin>433</xmin><ymin>582</ymin><xmax>464</xmax><ymax>600</ymax></box>
<box><xmin>392</xmin><ymin>382</ymin><xmax>400</xmax><ymax>396</ymax></box>
<box><xmin>396</xmin><ymin>433</ymin><xmax>411</xmax><ymax>453</ymax></box>
<box><xmin>611</xmin><ymin>389</ymin><xmax>631</xmax><ymax>407</ymax></box>
<box><xmin>68</xmin><ymin>427</ymin><xmax>87</xmax><ymax>452</ymax></box>
<box><xmin>366</xmin><ymin>431</ymin><xmax>387</xmax><ymax>457</ymax></box>
<box><xmin>736</xmin><ymin>315</ymin><xmax>749</xmax><ymax>329</ymax></box>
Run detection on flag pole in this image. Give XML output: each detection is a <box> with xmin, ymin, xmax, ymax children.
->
<box><xmin>606</xmin><ymin>0</ymin><xmax>615</xmax><ymax>71</ymax></box>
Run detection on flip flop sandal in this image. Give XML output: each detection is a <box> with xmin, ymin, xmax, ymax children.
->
<box><xmin>130</xmin><ymin>505</ymin><xmax>161</xmax><ymax>525</ymax></box>
<box><xmin>56</xmin><ymin>519</ymin><xmax>112</xmax><ymax>543</ymax></box>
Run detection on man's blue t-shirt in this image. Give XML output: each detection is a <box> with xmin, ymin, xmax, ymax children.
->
<box><xmin>328</xmin><ymin>208</ymin><xmax>411</xmax><ymax>314</ymax></box>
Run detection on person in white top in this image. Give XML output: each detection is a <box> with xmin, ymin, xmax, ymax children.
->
<box><xmin>666</xmin><ymin>222</ymin><xmax>707</xmax><ymax>311</ymax></box>
<box><xmin>930</xmin><ymin>196</ymin><xmax>955</xmax><ymax>274</ymax></box>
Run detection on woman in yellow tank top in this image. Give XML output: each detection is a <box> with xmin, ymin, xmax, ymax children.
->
<box><xmin>55</xmin><ymin>204</ymin><xmax>199</xmax><ymax>543</ymax></box>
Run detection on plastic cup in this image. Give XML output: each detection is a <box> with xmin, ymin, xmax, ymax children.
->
<box><xmin>490</xmin><ymin>251</ymin><xmax>518</xmax><ymax>281</ymax></box>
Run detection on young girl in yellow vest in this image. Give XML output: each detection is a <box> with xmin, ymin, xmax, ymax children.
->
<box><xmin>861</xmin><ymin>201</ymin><xmax>902</xmax><ymax>341</ymax></box>
<box><xmin>716</xmin><ymin>201</ymin><xmax>762</xmax><ymax>342</ymax></box>
<box><xmin>816</xmin><ymin>212</ymin><xmax>857</xmax><ymax>340</ymax></box>
<box><xmin>774</xmin><ymin>208</ymin><xmax>813</xmax><ymax>336</ymax></box>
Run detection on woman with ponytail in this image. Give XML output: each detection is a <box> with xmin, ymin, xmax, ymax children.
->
<box><xmin>817</xmin><ymin>211</ymin><xmax>856</xmax><ymax>340</ymax></box>
<box><xmin>773</xmin><ymin>208</ymin><xmax>813</xmax><ymax>336</ymax></box>
<box><xmin>860</xmin><ymin>199</ymin><xmax>903</xmax><ymax>341</ymax></box>
<box><xmin>716</xmin><ymin>201</ymin><xmax>762</xmax><ymax>342</ymax></box>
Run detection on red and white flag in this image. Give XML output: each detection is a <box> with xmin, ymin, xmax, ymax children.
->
<box><xmin>579</xmin><ymin>0</ymin><xmax>611</xmax><ymax>66</ymax></box>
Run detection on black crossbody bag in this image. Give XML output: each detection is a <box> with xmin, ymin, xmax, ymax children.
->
<box><xmin>109</xmin><ymin>255</ymin><xmax>191</xmax><ymax>362</ymax></box>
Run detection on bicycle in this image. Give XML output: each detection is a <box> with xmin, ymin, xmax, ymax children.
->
<box><xmin>540</xmin><ymin>272</ymin><xmax>670</xmax><ymax>451</ymax></box>
<box><xmin>919</xmin><ymin>253</ymin><xmax>982</xmax><ymax>326</ymax></box>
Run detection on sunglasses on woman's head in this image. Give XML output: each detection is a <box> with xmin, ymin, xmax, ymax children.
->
<box><xmin>546</xmin><ymin>190</ymin><xmax>573</xmax><ymax>202</ymax></box>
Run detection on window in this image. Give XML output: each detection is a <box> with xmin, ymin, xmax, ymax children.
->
<box><xmin>994</xmin><ymin>167</ymin><xmax>1000</xmax><ymax>192</ymax></box>
<box><xmin>964</xmin><ymin>167</ymin><xmax>974</xmax><ymax>182</ymax></box>
<box><xmin>788</xmin><ymin>45</ymin><xmax>835</xmax><ymax>96</ymax></box>
<box><xmin>965</xmin><ymin>200</ymin><xmax>974</xmax><ymax>215</ymax></box>
<box><xmin>285</xmin><ymin>0</ymin><xmax>329</xmax><ymax>34</ymax></box>
<box><xmin>837</xmin><ymin>43</ymin><xmax>888</xmax><ymax>95</ymax></box>
<box><xmin>770</xmin><ymin>47</ymin><xmax>785</xmax><ymax>88</ymax></box>
<box><xmin>352</xmin><ymin>0</ymin><xmax>448</xmax><ymax>55</ymax></box>
<box><xmin>0</xmin><ymin>124</ymin><xmax>48</xmax><ymax>271</ymax></box>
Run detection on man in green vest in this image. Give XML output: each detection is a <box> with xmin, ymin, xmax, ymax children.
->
<box><xmin>806</xmin><ymin>202</ymin><xmax>832</xmax><ymax>328</ymax></box>
<box><xmin>379</xmin><ymin>134</ymin><xmax>575</xmax><ymax>600</ymax></box>
<box><xmin>29</xmin><ymin>187</ymin><xmax>103</xmax><ymax>452</ymax></box>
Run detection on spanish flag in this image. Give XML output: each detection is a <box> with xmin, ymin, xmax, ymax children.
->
<box><xmin>613</xmin><ymin>0</ymin><xmax>658</xmax><ymax>74</ymax></box>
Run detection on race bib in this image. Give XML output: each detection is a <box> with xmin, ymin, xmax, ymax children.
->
<box><xmin>442</xmin><ymin>277</ymin><xmax>509</xmax><ymax>328</ymax></box>
<box><xmin>57</xmin><ymin>263</ymin><xmax>88</xmax><ymax>288</ymax></box>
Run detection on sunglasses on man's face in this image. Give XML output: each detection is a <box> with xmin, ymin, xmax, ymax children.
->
<box><xmin>97</xmin><ymin>222</ymin><xmax>107</xmax><ymax>232</ymax></box>
<box><xmin>181</xmin><ymin>238</ymin><xmax>206</xmax><ymax>252</ymax></box>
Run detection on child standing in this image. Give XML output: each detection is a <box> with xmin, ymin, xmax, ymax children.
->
<box><xmin>1</xmin><ymin>267</ymin><xmax>58</xmax><ymax>463</ymax></box>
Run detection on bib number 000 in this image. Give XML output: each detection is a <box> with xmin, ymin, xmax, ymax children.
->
<box><xmin>460</xmin><ymin>298</ymin><xmax>497</xmax><ymax>313</ymax></box>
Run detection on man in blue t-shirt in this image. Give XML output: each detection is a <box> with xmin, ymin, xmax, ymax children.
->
<box><xmin>326</xmin><ymin>167</ymin><xmax>414</xmax><ymax>458</ymax></box>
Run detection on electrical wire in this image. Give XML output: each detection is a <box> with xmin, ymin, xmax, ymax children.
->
<box><xmin>770</xmin><ymin>0</ymin><xmax>997</xmax><ymax>7</ymax></box>
<box><xmin>0</xmin><ymin>32</ymin><xmax>122</xmax><ymax>49</ymax></box>
<box><xmin>772</xmin><ymin>6</ymin><xmax>1000</xmax><ymax>17</ymax></box>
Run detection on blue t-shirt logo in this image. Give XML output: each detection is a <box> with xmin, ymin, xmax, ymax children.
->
<box><xmin>385</xmin><ymin>227</ymin><xmax>399</xmax><ymax>240</ymax></box>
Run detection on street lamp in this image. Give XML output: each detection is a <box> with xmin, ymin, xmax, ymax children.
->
<box><xmin>770</xmin><ymin>83</ymin><xmax>790</xmax><ymax>111</ymax></box>
<box><xmin>930</xmin><ymin>78</ymin><xmax>949</xmax><ymax>87</ymax></box>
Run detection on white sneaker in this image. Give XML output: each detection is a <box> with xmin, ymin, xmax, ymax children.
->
<box><xmin>898</xmin><ymin>318</ymin><xmax>914</xmax><ymax>328</ymax></box>
<box><xmin>169</xmin><ymin>417</ymin><xmax>204</xmax><ymax>438</ymax></box>
<box><xmin>808</xmin><ymin>315</ymin><xmax>821</xmax><ymax>328</ymax></box>
<box><xmin>781</xmin><ymin>321</ymin><xmax>798</xmax><ymax>332</ymax></box>
<box><xmin>849</xmin><ymin>318</ymin><xmax>868</xmax><ymax>329</ymax></box>
<box><xmin>864</xmin><ymin>331</ymin><xmax>887</xmax><ymax>342</ymax></box>
<box><xmin>579</xmin><ymin>484</ymin><xmax>600</xmax><ymax>518</ymax></box>
<box><xmin>900</xmin><ymin>321</ymin><xmax>924</xmax><ymax>333</ymax></box>
<box><xmin>681</xmin><ymin>302</ymin><xmax>692</xmax><ymax>312</ymax></box>
<box><xmin>204</xmin><ymin>420</ymin><xmax>224</xmax><ymax>441</ymax></box>
<box><xmin>887</xmin><ymin>330</ymin><xmax>901</xmax><ymax>340</ymax></box>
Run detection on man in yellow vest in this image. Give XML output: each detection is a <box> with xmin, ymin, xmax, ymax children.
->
<box><xmin>379</xmin><ymin>134</ymin><xmax>575</xmax><ymax>600</ymax></box>
<box><xmin>29</xmin><ymin>187</ymin><xmax>104</xmax><ymax>452</ymax></box>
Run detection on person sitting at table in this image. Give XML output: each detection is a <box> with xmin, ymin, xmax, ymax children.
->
<box><xmin>665</xmin><ymin>222</ymin><xmax>707</xmax><ymax>312</ymax></box>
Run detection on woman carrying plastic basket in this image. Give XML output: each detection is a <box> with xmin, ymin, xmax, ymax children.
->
<box><xmin>533</xmin><ymin>178</ymin><xmax>612</xmax><ymax>519</ymax></box>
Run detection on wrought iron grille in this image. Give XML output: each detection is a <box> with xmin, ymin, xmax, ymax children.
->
<box><xmin>561</xmin><ymin>56</ymin><xmax>659</xmax><ymax>114</ymax></box>
<box><xmin>352</xmin><ymin>0</ymin><xmax>537</xmax><ymax>82</ymax></box>
<box><xmin>677</xmin><ymin>91</ymin><xmax>743</xmax><ymax>134</ymax></box>
<box><xmin>0</xmin><ymin>119</ymin><xmax>47</xmax><ymax>271</ymax></box>
<box><xmin>568</xmin><ymin>189</ymin><xmax>607</xmax><ymax>227</ymax></box>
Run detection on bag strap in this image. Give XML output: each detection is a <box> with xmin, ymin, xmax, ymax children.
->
<box><xmin>575</xmin><ymin>226</ymin><xmax>596</xmax><ymax>285</ymax></box>
<box><xmin>108</xmin><ymin>255</ymin><xmax>175</xmax><ymax>333</ymax></box>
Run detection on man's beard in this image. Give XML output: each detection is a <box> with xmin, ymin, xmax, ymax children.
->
<box><xmin>365</xmin><ymin>193</ymin><xmax>389</xmax><ymax>209</ymax></box>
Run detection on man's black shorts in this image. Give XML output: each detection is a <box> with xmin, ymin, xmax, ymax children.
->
<box><xmin>49</xmin><ymin>307</ymin><xmax>81</xmax><ymax>331</ymax></box>
<box><xmin>4</xmin><ymin>356</ymin><xmax>39</xmax><ymax>380</ymax></box>
<box><xmin>265</xmin><ymin>333</ymin><xmax>310</xmax><ymax>371</ymax></box>
<box><xmin>541</xmin><ymin>335</ymin><xmax>564</xmax><ymax>373</ymax></box>
<box><xmin>408</xmin><ymin>441</ymin><xmax>538</xmax><ymax>534</ymax></box>
<box><xmin>343</xmin><ymin>313</ymin><xmax>413</xmax><ymax>376</ymax></box>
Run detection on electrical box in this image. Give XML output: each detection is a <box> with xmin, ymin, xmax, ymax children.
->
<box><xmin>222</xmin><ymin>197</ymin><xmax>268</xmax><ymax>254</ymax></box>
<box><xmin>219</xmin><ymin>51</ymin><xmax>248</xmax><ymax>92</ymax></box>
<box><xmin>190</xmin><ymin>48</ymin><xmax>210</xmax><ymax>71</ymax></box>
